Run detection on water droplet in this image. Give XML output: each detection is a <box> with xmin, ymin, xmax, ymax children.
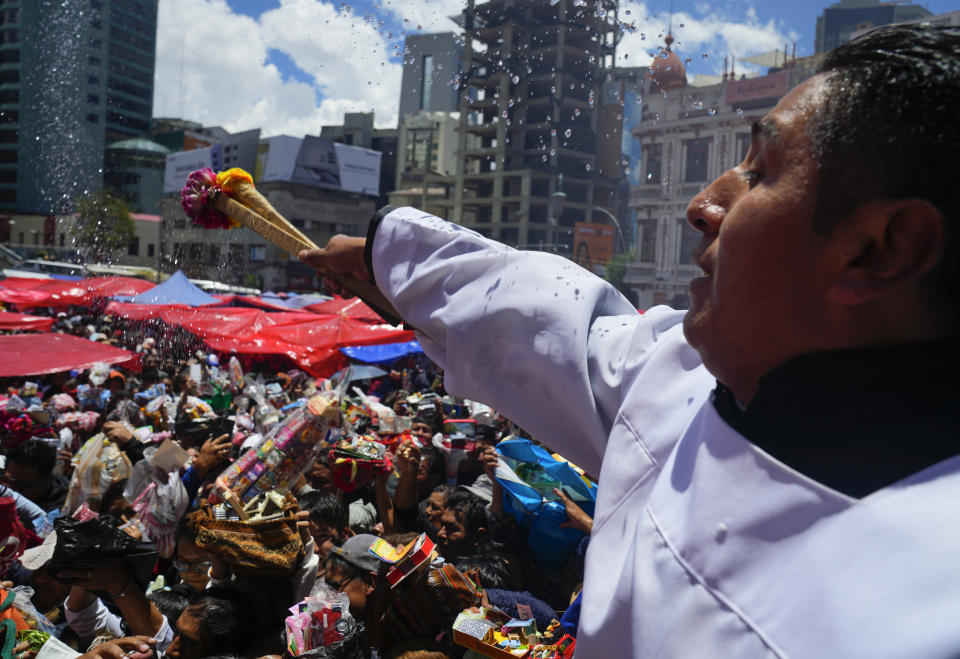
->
<box><xmin>563</xmin><ymin>129</ymin><xmax>572</xmax><ymax>138</ymax></box>
<box><xmin>585</xmin><ymin>163</ymin><xmax>592</xmax><ymax>172</ymax></box>
<box><xmin>511</xmin><ymin>74</ymin><xmax>520</xmax><ymax>84</ymax></box>
<box><xmin>692</xmin><ymin>101</ymin><xmax>703</xmax><ymax>110</ymax></box>
<box><xmin>702</xmin><ymin>53</ymin><xmax>709</xmax><ymax>60</ymax></box>
<box><xmin>707</xmin><ymin>108</ymin><xmax>716</xmax><ymax>116</ymax></box>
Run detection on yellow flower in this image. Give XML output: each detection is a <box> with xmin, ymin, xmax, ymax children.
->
<box><xmin>216</xmin><ymin>167</ymin><xmax>254</xmax><ymax>194</ymax></box>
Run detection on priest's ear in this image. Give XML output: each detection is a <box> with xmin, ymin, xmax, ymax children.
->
<box><xmin>827</xmin><ymin>198</ymin><xmax>946</xmax><ymax>306</ymax></box>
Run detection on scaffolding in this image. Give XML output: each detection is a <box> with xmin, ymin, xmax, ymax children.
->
<box><xmin>420</xmin><ymin>0</ymin><xmax>621</xmax><ymax>253</ymax></box>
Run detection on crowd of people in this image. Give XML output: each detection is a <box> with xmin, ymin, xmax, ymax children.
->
<box><xmin>0</xmin><ymin>301</ymin><xmax>591</xmax><ymax>658</ymax></box>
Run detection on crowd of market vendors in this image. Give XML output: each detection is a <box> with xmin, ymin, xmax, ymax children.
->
<box><xmin>0</xmin><ymin>301</ymin><xmax>589</xmax><ymax>658</ymax></box>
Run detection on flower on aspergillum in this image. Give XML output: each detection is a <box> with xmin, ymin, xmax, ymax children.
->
<box><xmin>180</xmin><ymin>167</ymin><xmax>232</xmax><ymax>229</ymax></box>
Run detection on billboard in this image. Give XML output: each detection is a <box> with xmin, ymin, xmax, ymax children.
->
<box><xmin>258</xmin><ymin>136</ymin><xmax>381</xmax><ymax>196</ymax></box>
<box><xmin>167</xmin><ymin>133</ymin><xmax>381</xmax><ymax>196</ymax></box>
<box><xmin>163</xmin><ymin>147</ymin><xmax>214</xmax><ymax>193</ymax></box>
<box><xmin>724</xmin><ymin>70</ymin><xmax>790</xmax><ymax>105</ymax></box>
<box><xmin>573</xmin><ymin>222</ymin><xmax>615</xmax><ymax>273</ymax></box>
<box><xmin>162</xmin><ymin>129</ymin><xmax>260</xmax><ymax>194</ymax></box>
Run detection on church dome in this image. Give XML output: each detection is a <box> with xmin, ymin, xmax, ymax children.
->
<box><xmin>650</xmin><ymin>34</ymin><xmax>686</xmax><ymax>93</ymax></box>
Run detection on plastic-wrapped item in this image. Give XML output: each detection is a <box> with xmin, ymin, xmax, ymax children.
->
<box><xmin>130</xmin><ymin>472</ymin><xmax>189</xmax><ymax>558</ymax></box>
<box><xmin>286</xmin><ymin>583</ymin><xmax>362</xmax><ymax>657</ymax></box>
<box><xmin>216</xmin><ymin>393</ymin><xmax>339</xmax><ymax>501</ymax></box>
<box><xmin>328</xmin><ymin>435</ymin><xmax>390</xmax><ymax>493</ymax></box>
<box><xmin>62</xmin><ymin>435</ymin><xmax>133</xmax><ymax>516</ymax></box>
<box><xmin>10</xmin><ymin>586</ymin><xmax>57</xmax><ymax>636</ymax></box>
<box><xmin>228</xmin><ymin>356</ymin><xmax>244</xmax><ymax>393</ymax></box>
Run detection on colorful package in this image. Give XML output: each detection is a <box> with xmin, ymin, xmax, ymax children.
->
<box><xmin>216</xmin><ymin>393</ymin><xmax>339</xmax><ymax>501</ymax></box>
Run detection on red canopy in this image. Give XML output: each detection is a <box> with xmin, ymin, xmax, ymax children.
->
<box><xmin>304</xmin><ymin>297</ymin><xmax>384</xmax><ymax>322</ymax></box>
<box><xmin>0</xmin><ymin>312</ymin><xmax>55</xmax><ymax>332</ymax></box>
<box><xmin>0</xmin><ymin>276</ymin><xmax>155</xmax><ymax>309</ymax></box>
<box><xmin>0</xmin><ymin>333</ymin><xmax>139</xmax><ymax>377</ymax></box>
<box><xmin>105</xmin><ymin>303</ymin><xmax>413</xmax><ymax>378</ymax></box>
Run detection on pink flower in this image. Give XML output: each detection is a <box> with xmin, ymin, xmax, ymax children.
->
<box><xmin>180</xmin><ymin>167</ymin><xmax>231</xmax><ymax>229</ymax></box>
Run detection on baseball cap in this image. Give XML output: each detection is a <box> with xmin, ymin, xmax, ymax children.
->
<box><xmin>20</xmin><ymin>531</ymin><xmax>56</xmax><ymax>571</ymax></box>
<box><xmin>460</xmin><ymin>474</ymin><xmax>494</xmax><ymax>503</ymax></box>
<box><xmin>330</xmin><ymin>533</ymin><xmax>380</xmax><ymax>573</ymax></box>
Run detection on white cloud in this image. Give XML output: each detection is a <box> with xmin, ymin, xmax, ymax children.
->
<box><xmin>154</xmin><ymin>0</ymin><xmax>798</xmax><ymax>138</ymax></box>
<box><xmin>154</xmin><ymin>0</ymin><xmax>404</xmax><ymax>136</ymax></box>
<box><xmin>616</xmin><ymin>1</ymin><xmax>795</xmax><ymax>77</ymax></box>
<box><xmin>380</xmin><ymin>0</ymin><xmax>463</xmax><ymax>34</ymax></box>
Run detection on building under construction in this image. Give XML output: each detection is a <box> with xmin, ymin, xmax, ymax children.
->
<box><xmin>414</xmin><ymin>0</ymin><xmax>623</xmax><ymax>254</ymax></box>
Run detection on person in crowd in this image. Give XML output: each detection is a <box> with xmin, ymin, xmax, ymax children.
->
<box><xmin>322</xmin><ymin>534</ymin><xmax>380</xmax><ymax>620</ymax></box>
<box><xmin>3</xmin><ymin>439</ymin><xmax>69</xmax><ymax>513</ymax></box>
<box><xmin>163</xmin><ymin>587</ymin><xmax>250</xmax><ymax>659</ymax></box>
<box><xmin>297</xmin><ymin>490</ymin><xmax>350</xmax><ymax>565</ymax></box>
<box><xmin>435</xmin><ymin>490</ymin><xmax>487</xmax><ymax>561</ymax></box>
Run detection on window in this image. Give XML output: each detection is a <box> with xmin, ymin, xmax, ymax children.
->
<box><xmin>87</xmin><ymin>113</ymin><xmax>99</xmax><ymax>123</ymax></box>
<box><xmin>249</xmin><ymin>245</ymin><xmax>266</xmax><ymax>262</ymax></box>
<box><xmin>639</xmin><ymin>219</ymin><xmax>657</xmax><ymax>263</ymax></box>
<box><xmin>0</xmin><ymin>149</ymin><xmax>16</xmax><ymax>163</ymax></box>
<box><xmin>88</xmin><ymin>55</ymin><xmax>101</xmax><ymax>66</ymax></box>
<box><xmin>189</xmin><ymin>243</ymin><xmax>204</xmax><ymax>261</ymax></box>
<box><xmin>228</xmin><ymin>244</ymin><xmax>244</xmax><ymax>266</ymax></box>
<box><xmin>0</xmin><ymin>69</ymin><xmax>17</xmax><ymax>83</ymax></box>
<box><xmin>60</xmin><ymin>234</ymin><xmax>65</xmax><ymax>247</ymax></box>
<box><xmin>0</xmin><ymin>49</ymin><xmax>18</xmax><ymax>64</ymax></box>
<box><xmin>88</xmin><ymin>94</ymin><xmax>100</xmax><ymax>104</ymax></box>
<box><xmin>677</xmin><ymin>218</ymin><xmax>699</xmax><ymax>264</ymax></box>
<box><xmin>128</xmin><ymin>236</ymin><xmax>139</xmax><ymax>256</ymax></box>
<box><xmin>643</xmin><ymin>143</ymin><xmax>662</xmax><ymax>184</ymax></box>
<box><xmin>420</xmin><ymin>55</ymin><xmax>435</xmax><ymax>111</ymax></box>
<box><xmin>147</xmin><ymin>243</ymin><xmax>154</xmax><ymax>257</ymax></box>
<box><xmin>88</xmin><ymin>74</ymin><xmax>100</xmax><ymax>85</ymax></box>
<box><xmin>736</xmin><ymin>133</ymin><xmax>752</xmax><ymax>163</ymax></box>
<box><xmin>0</xmin><ymin>169</ymin><xmax>15</xmax><ymax>182</ymax></box>
<box><xmin>208</xmin><ymin>244</ymin><xmax>220</xmax><ymax>262</ymax></box>
<box><xmin>684</xmin><ymin>138</ymin><xmax>710</xmax><ymax>183</ymax></box>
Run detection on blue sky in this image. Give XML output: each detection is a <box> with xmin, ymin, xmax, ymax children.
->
<box><xmin>153</xmin><ymin>0</ymin><xmax>960</xmax><ymax>136</ymax></box>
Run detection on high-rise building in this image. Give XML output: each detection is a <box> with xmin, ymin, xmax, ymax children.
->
<box><xmin>0</xmin><ymin>0</ymin><xmax>157</xmax><ymax>215</ymax></box>
<box><xmin>815</xmin><ymin>0</ymin><xmax>931</xmax><ymax>53</ymax></box>
<box><xmin>412</xmin><ymin>0</ymin><xmax>621</xmax><ymax>255</ymax></box>
<box><xmin>398</xmin><ymin>33</ymin><xmax>463</xmax><ymax>122</ymax></box>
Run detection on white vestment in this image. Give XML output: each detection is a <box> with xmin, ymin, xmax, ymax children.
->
<box><xmin>372</xmin><ymin>207</ymin><xmax>960</xmax><ymax>658</ymax></box>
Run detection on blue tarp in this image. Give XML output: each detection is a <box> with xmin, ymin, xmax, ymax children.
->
<box><xmin>128</xmin><ymin>270</ymin><xmax>220</xmax><ymax>306</ymax></box>
<box><xmin>340</xmin><ymin>340</ymin><xmax>423</xmax><ymax>363</ymax></box>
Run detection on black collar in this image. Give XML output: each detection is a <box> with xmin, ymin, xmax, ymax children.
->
<box><xmin>712</xmin><ymin>337</ymin><xmax>960</xmax><ymax>498</ymax></box>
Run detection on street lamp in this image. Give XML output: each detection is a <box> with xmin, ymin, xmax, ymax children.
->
<box><xmin>590</xmin><ymin>205</ymin><xmax>628</xmax><ymax>253</ymax></box>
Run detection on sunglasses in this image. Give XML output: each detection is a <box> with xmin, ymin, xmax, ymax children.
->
<box><xmin>173</xmin><ymin>559</ymin><xmax>212</xmax><ymax>574</ymax></box>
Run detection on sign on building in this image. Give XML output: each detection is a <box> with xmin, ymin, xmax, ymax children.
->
<box><xmin>573</xmin><ymin>222</ymin><xmax>615</xmax><ymax>273</ymax></box>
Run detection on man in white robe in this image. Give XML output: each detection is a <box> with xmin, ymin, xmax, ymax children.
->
<box><xmin>301</xmin><ymin>24</ymin><xmax>960</xmax><ymax>658</ymax></box>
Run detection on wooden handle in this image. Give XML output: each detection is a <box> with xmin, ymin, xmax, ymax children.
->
<box><xmin>214</xmin><ymin>195</ymin><xmax>405</xmax><ymax>325</ymax></box>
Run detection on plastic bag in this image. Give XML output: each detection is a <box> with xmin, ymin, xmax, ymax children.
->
<box><xmin>495</xmin><ymin>437</ymin><xmax>598</xmax><ymax>570</ymax></box>
<box><xmin>9</xmin><ymin>586</ymin><xmax>57</xmax><ymax>635</ymax></box>
<box><xmin>47</xmin><ymin>517</ymin><xmax>157</xmax><ymax>590</ymax></box>
<box><xmin>131</xmin><ymin>472</ymin><xmax>188</xmax><ymax>558</ymax></box>
<box><xmin>62</xmin><ymin>435</ymin><xmax>133</xmax><ymax>516</ymax></box>
<box><xmin>286</xmin><ymin>583</ymin><xmax>361</xmax><ymax>657</ymax></box>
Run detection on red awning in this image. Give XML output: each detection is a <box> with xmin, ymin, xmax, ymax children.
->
<box><xmin>0</xmin><ymin>312</ymin><xmax>55</xmax><ymax>332</ymax></box>
<box><xmin>0</xmin><ymin>276</ymin><xmax>155</xmax><ymax>309</ymax></box>
<box><xmin>0</xmin><ymin>333</ymin><xmax>139</xmax><ymax>377</ymax></box>
<box><xmin>304</xmin><ymin>296</ymin><xmax>384</xmax><ymax>322</ymax></box>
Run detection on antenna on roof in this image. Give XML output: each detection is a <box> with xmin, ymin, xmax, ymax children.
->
<box><xmin>668</xmin><ymin>0</ymin><xmax>674</xmax><ymax>36</ymax></box>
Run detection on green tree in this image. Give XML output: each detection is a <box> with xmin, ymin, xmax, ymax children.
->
<box><xmin>74</xmin><ymin>190</ymin><xmax>135</xmax><ymax>262</ymax></box>
<box><xmin>605</xmin><ymin>250</ymin><xmax>638</xmax><ymax>307</ymax></box>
